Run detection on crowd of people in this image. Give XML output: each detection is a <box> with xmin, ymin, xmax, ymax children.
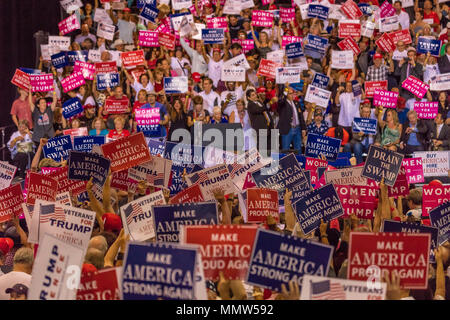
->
<box><xmin>0</xmin><ymin>0</ymin><xmax>450</xmax><ymax>301</ymax></box>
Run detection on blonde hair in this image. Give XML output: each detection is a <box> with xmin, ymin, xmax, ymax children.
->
<box><xmin>114</xmin><ymin>116</ymin><xmax>126</xmax><ymax>126</ymax></box>
<box><xmin>92</xmin><ymin>117</ymin><xmax>106</xmax><ymax>130</ymax></box>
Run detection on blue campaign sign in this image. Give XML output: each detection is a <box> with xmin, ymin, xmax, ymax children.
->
<box><xmin>285</xmin><ymin>42</ymin><xmax>304</xmax><ymax>59</ymax></box>
<box><xmin>19</xmin><ymin>68</ymin><xmax>41</xmax><ymax>74</ymax></box>
<box><xmin>96</xmin><ymin>73</ymin><xmax>120</xmax><ymax>91</ymax></box>
<box><xmin>43</xmin><ymin>135</ymin><xmax>73</xmax><ymax>161</ymax></box>
<box><xmin>137</xmin><ymin>0</ymin><xmax>156</xmax><ymax>9</ymax></box>
<box><xmin>307</xmin><ymin>4</ymin><xmax>329</xmax><ymax>20</ymax></box>
<box><xmin>201</xmin><ymin>28</ymin><xmax>225</xmax><ymax>44</ymax></box>
<box><xmin>352</xmin><ymin>80</ymin><xmax>362</xmax><ymax>97</ymax></box>
<box><xmin>293</xmin><ymin>184</ymin><xmax>344</xmax><ymax>235</ymax></box>
<box><xmin>62</xmin><ymin>97</ymin><xmax>84</xmax><ymax>120</ymax></box>
<box><xmin>328</xmin><ymin>156</ymin><xmax>351</xmax><ymax>168</ymax></box>
<box><xmin>164</xmin><ymin>77</ymin><xmax>188</xmax><ymax>94</ymax></box>
<box><xmin>289</xmin><ymin>80</ymin><xmax>304</xmax><ymax>92</ymax></box>
<box><xmin>353</xmin><ymin>118</ymin><xmax>378</xmax><ymax>135</ymax></box>
<box><xmin>271</xmin><ymin>152</ymin><xmax>306</xmax><ymax>169</ymax></box>
<box><xmin>122</xmin><ymin>242</ymin><xmax>197</xmax><ymax>300</ymax></box>
<box><xmin>147</xmin><ymin>138</ymin><xmax>166</xmax><ymax>156</ymax></box>
<box><xmin>417</xmin><ymin>38</ymin><xmax>442</xmax><ymax>56</ymax></box>
<box><xmin>51</xmin><ymin>52</ymin><xmax>69</xmax><ymax>69</ymax></box>
<box><xmin>304</xmin><ymin>35</ymin><xmax>328</xmax><ymax>58</ymax></box>
<box><xmin>312</xmin><ymin>73</ymin><xmax>329</xmax><ymax>89</ymax></box>
<box><xmin>68</xmin><ymin>151</ymin><xmax>110</xmax><ymax>187</ymax></box>
<box><xmin>153</xmin><ymin>202</ymin><xmax>218</xmax><ymax>242</ymax></box>
<box><xmin>66</xmin><ymin>51</ymin><xmax>88</xmax><ymax>66</ymax></box>
<box><xmin>246</xmin><ymin>229</ymin><xmax>333</xmax><ymax>292</ymax></box>
<box><xmin>140</xmin><ymin>3</ymin><xmax>159</xmax><ymax>22</ymax></box>
<box><xmin>252</xmin><ymin>153</ymin><xmax>312</xmax><ymax>206</ymax></box>
<box><xmin>305</xmin><ymin>133</ymin><xmax>341</xmax><ymax>161</ymax></box>
<box><xmin>361</xmin><ymin>145</ymin><xmax>404</xmax><ymax>186</ymax></box>
<box><xmin>73</xmin><ymin>135</ymin><xmax>106</xmax><ymax>152</ymax></box>
<box><xmin>358</xmin><ymin>3</ymin><xmax>373</xmax><ymax>15</ymax></box>
<box><xmin>429</xmin><ymin>201</ymin><xmax>450</xmax><ymax>246</ymax></box>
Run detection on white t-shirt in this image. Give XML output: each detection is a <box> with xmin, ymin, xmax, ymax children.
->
<box><xmin>0</xmin><ymin>271</ymin><xmax>31</xmax><ymax>300</ymax></box>
<box><xmin>392</xmin><ymin>49</ymin><xmax>408</xmax><ymax>61</ymax></box>
<box><xmin>170</xmin><ymin>57</ymin><xmax>191</xmax><ymax>77</ymax></box>
<box><xmin>338</xmin><ymin>92</ymin><xmax>361</xmax><ymax>127</ymax></box>
<box><xmin>131</xmin><ymin>81</ymin><xmax>155</xmax><ymax>102</ymax></box>
<box><xmin>199</xmin><ymin>90</ymin><xmax>221</xmax><ymax>115</ymax></box>
<box><xmin>220</xmin><ymin>86</ymin><xmax>244</xmax><ymax>116</ymax></box>
<box><xmin>208</xmin><ymin>59</ymin><xmax>224</xmax><ymax>88</ymax></box>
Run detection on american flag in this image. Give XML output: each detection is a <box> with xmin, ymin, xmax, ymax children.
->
<box><xmin>147</xmin><ymin>172</ymin><xmax>165</xmax><ymax>186</ymax></box>
<box><xmin>227</xmin><ymin>163</ymin><xmax>242</xmax><ymax>176</ymax></box>
<box><xmin>189</xmin><ymin>171</ymin><xmax>209</xmax><ymax>184</ymax></box>
<box><xmin>40</xmin><ymin>204</ymin><xmax>65</xmax><ymax>223</ymax></box>
<box><xmin>310</xmin><ymin>280</ymin><xmax>346</xmax><ymax>300</ymax></box>
<box><xmin>124</xmin><ymin>203</ymin><xmax>144</xmax><ymax>225</ymax></box>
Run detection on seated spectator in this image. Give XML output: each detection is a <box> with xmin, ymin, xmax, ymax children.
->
<box><xmin>107</xmin><ymin>116</ymin><xmax>129</xmax><ymax>140</ymax></box>
<box><xmin>399</xmin><ymin>110</ymin><xmax>429</xmax><ymax>154</ymax></box>
<box><xmin>430</xmin><ymin>112</ymin><xmax>450</xmax><ymax>150</ymax></box>
<box><xmin>7</xmin><ymin>120</ymin><xmax>33</xmax><ymax>179</ymax></box>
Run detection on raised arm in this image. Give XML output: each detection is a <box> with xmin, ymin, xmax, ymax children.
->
<box><xmin>86</xmin><ymin>177</ymin><xmax>106</xmax><ymax>231</ymax></box>
<box><xmin>102</xmin><ymin>172</ymin><xmax>115</xmax><ymax>214</ymax></box>
<box><xmin>251</xmin><ymin>25</ymin><xmax>261</xmax><ymax>48</ymax></box>
<box><xmin>28</xmin><ymin>89</ymin><xmax>35</xmax><ymax>113</ymax></box>
<box><xmin>50</xmin><ymin>91</ymin><xmax>57</xmax><ymax>112</ymax></box>
<box><xmin>31</xmin><ymin>138</ymin><xmax>47</xmax><ymax>171</ymax></box>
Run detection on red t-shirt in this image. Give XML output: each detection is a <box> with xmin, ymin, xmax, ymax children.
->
<box><xmin>107</xmin><ymin>129</ymin><xmax>130</xmax><ymax>140</ymax></box>
<box><xmin>11</xmin><ymin>98</ymin><xmax>33</xmax><ymax>129</ymax></box>
<box><xmin>132</xmin><ymin>101</ymin><xmax>146</xmax><ymax>113</ymax></box>
<box><xmin>423</xmin><ymin>10</ymin><xmax>440</xmax><ymax>30</ymax></box>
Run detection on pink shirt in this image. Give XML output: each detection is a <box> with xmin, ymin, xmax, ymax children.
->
<box><xmin>10</xmin><ymin>98</ymin><xmax>33</xmax><ymax>129</ymax></box>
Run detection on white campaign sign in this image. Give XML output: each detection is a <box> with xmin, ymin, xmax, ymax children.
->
<box><xmin>221</xmin><ymin>66</ymin><xmax>246</xmax><ymax>82</ymax></box>
<box><xmin>331</xmin><ymin>50</ymin><xmax>354</xmax><ymax>69</ymax></box>
<box><xmin>276</xmin><ymin>67</ymin><xmax>301</xmax><ymax>84</ymax></box>
<box><xmin>305</xmin><ymin>84</ymin><xmax>332</xmax><ymax>108</ymax></box>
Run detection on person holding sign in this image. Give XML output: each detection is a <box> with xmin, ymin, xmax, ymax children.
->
<box><xmin>394</xmin><ymin>48</ymin><xmax>424</xmax><ymax>100</ymax></box>
<box><xmin>336</xmin><ymin>81</ymin><xmax>361</xmax><ymax>140</ymax></box>
<box><xmin>376</xmin><ymin>107</ymin><xmax>402</xmax><ymax>151</ymax></box>
<box><xmin>28</xmin><ymin>89</ymin><xmax>57</xmax><ymax>146</ymax></box>
<box><xmin>250</xmin><ymin>24</ymin><xmax>275</xmax><ymax>59</ymax></box>
<box><xmin>344</xmin><ymin>103</ymin><xmax>374</xmax><ymax>164</ymax></box>
<box><xmin>7</xmin><ymin>120</ymin><xmax>33</xmax><ymax>179</ymax></box>
<box><xmin>366</xmin><ymin>53</ymin><xmax>394</xmax><ymax>82</ymax></box>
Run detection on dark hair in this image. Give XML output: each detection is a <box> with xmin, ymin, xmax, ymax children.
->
<box><xmin>246</xmin><ymin>89</ymin><xmax>255</xmax><ymax>99</ymax></box>
<box><xmin>230</xmin><ymin>43</ymin><xmax>242</xmax><ymax>50</ymax></box>
<box><xmin>36</xmin><ymin>98</ymin><xmax>47</xmax><ymax>107</ymax></box>
<box><xmin>394</xmin><ymin>1</ymin><xmax>402</xmax><ymax>6</ymax></box>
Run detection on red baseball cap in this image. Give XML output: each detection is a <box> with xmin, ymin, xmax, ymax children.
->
<box><xmin>0</xmin><ymin>238</ymin><xmax>13</xmax><ymax>255</ymax></box>
<box><xmin>257</xmin><ymin>87</ymin><xmax>266</xmax><ymax>93</ymax></box>
<box><xmin>82</xmin><ymin>263</ymin><xmax>98</xmax><ymax>275</ymax></box>
<box><xmin>102</xmin><ymin>213</ymin><xmax>122</xmax><ymax>232</ymax></box>
<box><xmin>122</xmin><ymin>8</ymin><xmax>131</xmax><ymax>12</ymax></box>
<box><xmin>373</xmin><ymin>53</ymin><xmax>383</xmax><ymax>60</ymax></box>
<box><xmin>269</xmin><ymin>4</ymin><xmax>277</xmax><ymax>10</ymax></box>
<box><xmin>361</xmin><ymin>99</ymin><xmax>371</xmax><ymax>105</ymax></box>
<box><xmin>428</xmin><ymin>180</ymin><xmax>443</xmax><ymax>187</ymax></box>
<box><xmin>192</xmin><ymin>72</ymin><xmax>202</xmax><ymax>83</ymax></box>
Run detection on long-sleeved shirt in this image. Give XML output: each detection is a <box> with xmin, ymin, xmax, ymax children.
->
<box><xmin>180</xmin><ymin>39</ymin><xmax>208</xmax><ymax>75</ymax></box>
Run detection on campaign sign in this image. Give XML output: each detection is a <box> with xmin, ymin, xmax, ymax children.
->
<box><xmin>251</xmin><ymin>10</ymin><xmax>273</xmax><ymax>27</ymax></box>
<box><xmin>28</xmin><ymin>233</ymin><xmax>84</xmax><ymax>300</ymax></box>
<box><xmin>246</xmin><ymin>228</ymin><xmax>333</xmax><ymax>292</ymax></box>
<box><xmin>121</xmin><ymin>50</ymin><xmax>146</xmax><ymax>70</ymax></box>
<box><xmin>352</xmin><ymin>80</ymin><xmax>362</xmax><ymax>97</ymax></box>
<box><xmin>158</xmin><ymin>32</ymin><xmax>176</xmax><ymax>51</ymax></box>
<box><xmin>232</xmin><ymin>39</ymin><xmax>254</xmax><ymax>54</ymax></box>
<box><xmin>122</xmin><ymin>242</ymin><xmax>197</xmax><ymax>300</ymax></box>
<box><xmin>252</xmin><ymin>154</ymin><xmax>311</xmax><ymax>205</ymax></box>
<box><xmin>256</xmin><ymin>59</ymin><xmax>280</xmax><ymax>79</ymax></box>
<box><xmin>335</xmin><ymin>185</ymin><xmax>378</xmax><ymax>219</ymax></box>
<box><xmin>362</xmin><ymin>145</ymin><xmax>404</xmax><ymax>187</ymax></box>
<box><xmin>153</xmin><ymin>202</ymin><xmax>218</xmax><ymax>242</ymax></box>
<box><xmin>305</xmin><ymin>85</ymin><xmax>332</xmax><ymax>108</ymax></box>
<box><xmin>304</xmin><ymin>34</ymin><xmax>328</xmax><ymax>55</ymax></box>
<box><xmin>111</xmin><ymin>169</ymin><xmax>137</xmax><ymax>193</ymax></box>
<box><xmin>11</xmin><ymin>69</ymin><xmax>31</xmax><ymax>90</ymax></box>
<box><xmin>120</xmin><ymin>190</ymin><xmax>166</xmax><ymax>242</ymax></box>
<box><xmin>413</xmin><ymin>101</ymin><xmax>438</xmax><ymax>119</ymax></box>
<box><xmin>305</xmin><ymin>133</ymin><xmax>341</xmax><ymax>161</ymax></box>
<box><xmin>275</xmin><ymin>67</ymin><xmax>301</xmax><ymax>84</ymax></box>
<box><xmin>221</xmin><ymin>66</ymin><xmax>246</xmax><ymax>82</ymax></box>
<box><xmin>301</xmin><ymin>275</ymin><xmax>387</xmax><ymax>300</ymax></box>
<box><xmin>104</xmin><ymin>97</ymin><xmax>130</xmax><ymax>114</ymax></box>
<box><xmin>337</xmin><ymin>37</ymin><xmax>361</xmax><ymax>56</ymax></box>
<box><xmin>364</xmin><ymin>80</ymin><xmax>388</xmax><ymax>98</ymax></box>
<box><xmin>30</xmin><ymin>74</ymin><xmax>54</xmax><ymax>92</ymax></box>
<box><xmin>331</xmin><ymin>50</ymin><xmax>354</xmax><ymax>69</ymax></box>
<box><xmin>140</xmin><ymin>3</ymin><xmax>159</xmax><ymax>22</ymax></box>
<box><xmin>45</xmin><ymin>166</ymin><xmax>86</xmax><ymax>196</ymax></box>
<box><xmin>96</xmin><ymin>73</ymin><xmax>120</xmax><ymax>91</ymax></box>
<box><xmin>201</xmin><ymin>28</ymin><xmax>225</xmax><ymax>44</ymax></box>
<box><xmin>402</xmin><ymin>158</ymin><xmax>424</xmax><ymax>184</ymax></box>
<box><xmin>338</xmin><ymin>20</ymin><xmax>361</xmax><ymax>39</ymax></box>
<box><xmin>388</xmin><ymin>29</ymin><xmax>412</xmax><ymax>45</ymax></box>
<box><xmin>164</xmin><ymin>77</ymin><xmax>188</xmax><ymax>94</ymax></box>
<box><xmin>101</xmin><ymin>132</ymin><xmax>152</xmax><ymax>172</ymax></box>
<box><xmin>51</xmin><ymin>52</ymin><xmax>69</xmax><ymax>69</ymax></box>
<box><xmin>352</xmin><ymin>118</ymin><xmax>378</xmax><ymax>135</ymax></box>
<box><xmin>285</xmin><ymin>42</ymin><xmax>304</xmax><ymax>59</ymax></box>
<box><xmin>43</xmin><ymin>135</ymin><xmax>73</xmax><ymax>161</ymax></box>
<box><xmin>422</xmin><ymin>185</ymin><xmax>450</xmax><ymax>217</ymax></box>
<box><xmin>402</xmin><ymin>76</ymin><xmax>429</xmax><ymax>99</ymax></box>
<box><xmin>0</xmin><ymin>184</ymin><xmax>24</xmax><ymax>223</ymax></box>
<box><xmin>347</xmin><ymin>232</ymin><xmax>430</xmax><ymax>289</ymax></box>
<box><xmin>66</xmin><ymin>51</ymin><xmax>88</xmax><ymax>66</ymax></box>
<box><xmin>0</xmin><ymin>162</ymin><xmax>17</xmax><ymax>190</ymax></box>
<box><xmin>280</xmin><ymin>7</ymin><xmax>295</xmax><ymax>23</ymax></box>
<box><xmin>340</xmin><ymin>0</ymin><xmax>363</xmax><ymax>19</ymax></box>
<box><xmin>207</xmin><ymin>17</ymin><xmax>228</xmax><ymax>31</ymax></box>
<box><xmin>312</xmin><ymin>73</ymin><xmax>330</xmax><ymax>89</ymax></box>
<box><xmin>77</xmin><ymin>268</ymin><xmax>121</xmax><ymax>300</ymax></box>
<box><xmin>127</xmin><ymin>156</ymin><xmax>172</xmax><ymax>188</ymax></box>
<box><xmin>169</xmin><ymin>184</ymin><xmax>205</xmax><ymax>204</ymax></box>
<box><xmin>380</xmin><ymin>0</ymin><xmax>396</xmax><ymax>17</ymax></box>
<box><xmin>307</xmin><ymin>4</ymin><xmax>329</xmax><ymax>20</ymax></box>
<box><xmin>147</xmin><ymin>138</ymin><xmax>165</xmax><ymax>156</ymax></box>
<box><xmin>26</xmin><ymin>172</ymin><xmax>57</xmax><ymax>205</ymax></box>
<box><xmin>387</xmin><ymin>165</ymin><xmax>409</xmax><ymax>197</ymax></box>
<box><xmin>182</xmin><ymin>225</ymin><xmax>257</xmax><ymax>280</ymax></box>
<box><xmin>62</xmin><ymin>97</ymin><xmax>84</xmax><ymax>120</ymax></box>
<box><xmin>281</xmin><ymin>36</ymin><xmax>303</xmax><ymax>49</ymax></box>
<box><xmin>58</xmin><ymin>14</ymin><xmax>80</xmax><ymax>35</ymax></box>
<box><xmin>138</xmin><ymin>31</ymin><xmax>158</xmax><ymax>47</ymax></box>
<box><xmin>73</xmin><ymin>61</ymin><xmax>95</xmax><ymax>80</ymax></box>
<box><xmin>430</xmin><ymin>73</ymin><xmax>450</xmax><ymax>91</ymax></box>
<box><xmin>73</xmin><ymin>136</ymin><xmax>106</xmax><ymax>153</ymax></box>
<box><xmin>373</xmin><ymin>89</ymin><xmax>398</xmax><ymax>108</ymax></box>
<box><xmin>375</xmin><ymin>33</ymin><xmax>396</xmax><ymax>53</ymax></box>
<box><xmin>413</xmin><ymin>151</ymin><xmax>449</xmax><ymax>178</ymax></box>
<box><xmin>61</xmin><ymin>71</ymin><xmax>85</xmax><ymax>93</ymax></box>
<box><xmin>246</xmin><ymin>188</ymin><xmax>279</xmax><ymax>223</ymax></box>
<box><xmin>294</xmin><ymin>184</ymin><xmax>344</xmax><ymax>234</ymax></box>
<box><xmin>429</xmin><ymin>202</ymin><xmax>450</xmax><ymax>245</ymax></box>
<box><xmin>135</xmin><ymin>108</ymin><xmax>161</xmax><ymax>136</ymax></box>
<box><xmin>68</xmin><ymin>151</ymin><xmax>110</xmax><ymax>187</ymax></box>
<box><xmin>185</xmin><ymin>164</ymin><xmax>235</xmax><ymax>201</ymax></box>
<box><xmin>95</xmin><ymin>61</ymin><xmax>118</xmax><ymax>74</ymax></box>
<box><xmin>324</xmin><ymin>166</ymin><xmax>367</xmax><ymax>186</ymax></box>
<box><xmin>417</xmin><ymin>37</ymin><xmax>442</xmax><ymax>56</ymax></box>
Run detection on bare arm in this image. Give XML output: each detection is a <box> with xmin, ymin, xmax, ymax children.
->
<box><xmin>28</xmin><ymin>90</ymin><xmax>35</xmax><ymax>113</ymax></box>
<box><xmin>284</xmin><ymin>189</ymin><xmax>296</xmax><ymax>233</ymax></box>
<box><xmin>102</xmin><ymin>172</ymin><xmax>115</xmax><ymax>214</ymax></box>
<box><xmin>31</xmin><ymin>138</ymin><xmax>47</xmax><ymax>170</ymax></box>
<box><xmin>434</xmin><ymin>246</ymin><xmax>446</xmax><ymax>299</ymax></box>
<box><xmin>50</xmin><ymin>91</ymin><xmax>57</xmax><ymax>112</ymax></box>
<box><xmin>251</xmin><ymin>25</ymin><xmax>261</xmax><ymax>48</ymax></box>
<box><xmin>86</xmin><ymin>177</ymin><xmax>106</xmax><ymax>231</ymax></box>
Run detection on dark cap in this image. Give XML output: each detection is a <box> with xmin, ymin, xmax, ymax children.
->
<box><xmin>5</xmin><ymin>284</ymin><xmax>28</xmax><ymax>296</ymax></box>
<box><xmin>314</xmin><ymin>108</ymin><xmax>323</xmax><ymax>116</ymax></box>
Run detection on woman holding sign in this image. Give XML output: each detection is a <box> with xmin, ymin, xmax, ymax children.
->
<box><xmin>28</xmin><ymin>90</ymin><xmax>57</xmax><ymax>146</ymax></box>
<box><xmin>376</xmin><ymin>107</ymin><xmax>402</xmax><ymax>151</ymax></box>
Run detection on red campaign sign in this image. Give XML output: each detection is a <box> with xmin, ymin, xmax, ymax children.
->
<box><xmin>183</xmin><ymin>225</ymin><xmax>258</xmax><ymax>280</ymax></box>
<box><xmin>388</xmin><ymin>29</ymin><xmax>412</xmax><ymax>45</ymax></box>
<box><xmin>402</xmin><ymin>158</ymin><xmax>424</xmax><ymax>184</ymax></box>
<box><xmin>338</xmin><ymin>22</ymin><xmax>361</xmax><ymax>39</ymax></box>
<box><xmin>246</xmin><ymin>188</ymin><xmax>279</xmax><ymax>223</ymax></box>
<box><xmin>121</xmin><ymin>50</ymin><xmax>145</xmax><ymax>70</ymax></box>
<box><xmin>11</xmin><ymin>69</ymin><xmax>31</xmax><ymax>91</ymax></box>
<box><xmin>337</xmin><ymin>37</ymin><xmax>361</xmax><ymax>55</ymax></box>
<box><xmin>58</xmin><ymin>14</ymin><xmax>80</xmax><ymax>35</ymax></box>
<box><xmin>111</xmin><ymin>169</ymin><xmax>137</xmax><ymax>192</ymax></box>
<box><xmin>74</xmin><ymin>61</ymin><xmax>95</xmax><ymax>81</ymax></box>
<box><xmin>340</xmin><ymin>0</ymin><xmax>363</xmax><ymax>19</ymax></box>
<box><xmin>27</xmin><ymin>172</ymin><xmax>58</xmax><ymax>205</ymax></box>
<box><xmin>77</xmin><ymin>268</ymin><xmax>120</xmax><ymax>300</ymax></box>
<box><xmin>104</xmin><ymin>96</ymin><xmax>130</xmax><ymax>114</ymax></box>
<box><xmin>30</xmin><ymin>74</ymin><xmax>54</xmax><ymax>92</ymax></box>
<box><xmin>242</xmin><ymin>172</ymin><xmax>257</xmax><ymax>190</ymax></box>
<box><xmin>206</xmin><ymin>17</ymin><xmax>228</xmax><ymax>31</ymax></box>
<box><xmin>256</xmin><ymin>59</ymin><xmax>280</xmax><ymax>79</ymax></box>
<box><xmin>364</xmin><ymin>80</ymin><xmax>388</xmax><ymax>98</ymax></box>
<box><xmin>130</xmin><ymin>66</ymin><xmax>146</xmax><ymax>84</ymax></box>
<box><xmin>376</xmin><ymin>33</ymin><xmax>396</xmax><ymax>52</ymax></box>
<box><xmin>379</xmin><ymin>1</ymin><xmax>396</xmax><ymax>18</ymax></box>
<box><xmin>252</xmin><ymin>10</ymin><xmax>274</xmax><ymax>27</ymax></box>
<box><xmin>348</xmin><ymin>232</ymin><xmax>430</xmax><ymax>289</ymax></box>
<box><xmin>138</xmin><ymin>31</ymin><xmax>159</xmax><ymax>47</ymax></box>
<box><xmin>95</xmin><ymin>61</ymin><xmax>118</xmax><ymax>74</ymax></box>
<box><xmin>46</xmin><ymin>166</ymin><xmax>87</xmax><ymax>196</ymax></box>
<box><xmin>388</xmin><ymin>165</ymin><xmax>409</xmax><ymax>198</ymax></box>
<box><xmin>422</xmin><ymin>185</ymin><xmax>450</xmax><ymax>217</ymax></box>
<box><xmin>158</xmin><ymin>32</ymin><xmax>176</xmax><ymax>51</ymax></box>
<box><xmin>169</xmin><ymin>184</ymin><xmax>205</xmax><ymax>204</ymax></box>
<box><xmin>61</xmin><ymin>71</ymin><xmax>85</xmax><ymax>93</ymax></box>
<box><xmin>101</xmin><ymin>132</ymin><xmax>152</xmax><ymax>172</ymax></box>
<box><xmin>0</xmin><ymin>184</ymin><xmax>24</xmax><ymax>223</ymax></box>
<box><xmin>335</xmin><ymin>185</ymin><xmax>378</xmax><ymax>219</ymax></box>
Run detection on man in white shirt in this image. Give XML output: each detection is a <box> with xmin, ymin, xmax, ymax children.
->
<box><xmin>199</xmin><ymin>78</ymin><xmax>221</xmax><ymax>115</ymax></box>
<box><xmin>394</xmin><ymin>1</ymin><xmax>410</xmax><ymax>30</ymax></box>
<box><xmin>392</xmin><ymin>41</ymin><xmax>409</xmax><ymax>61</ymax></box>
<box><xmin>109</xmin><ymin>8</ymin><xmax>136</xmax><ymax>44</ymax></box>
<box><xmin>335</xmin><ymin>82</ymin><xmax>361</xmax><ymax>138</ymax></box>
<box><xmin>220</xmin><ymin>82</ymin><xmax>244</xmax><ymax>116</ymax></box>
<box><xmin>0</xmin><ymin>248</ymin><xmax>33</xmax><ymax>300</ymax></box>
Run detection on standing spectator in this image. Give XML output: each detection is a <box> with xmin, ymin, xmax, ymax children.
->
<box><xmin>7</xmin><ymin>120</ymin><xmax>33</xmax><ymax>179</ymax></box>
<box><xmin>307</xmin><ymin>108</ymin><xmax>329</xmax><ymax>136</ymax></box>
<box><xmin>28</xmin><ymin>91</ymin><xmax>57</xmax><ymax>146</ymax></box>
<box><xmin>336</xmin><ymin>82</ymin><xmax>361</xmax><ymax>139</ymax></box>
<box><xmin>199</xmin><ymin>78</ymin><xmax>221</xmax><ymax>115</ymax></box>
<box><xmin>10</xmin><ymin>88</ymin><xmax>32</xmax><ymax>129</ymax></box>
